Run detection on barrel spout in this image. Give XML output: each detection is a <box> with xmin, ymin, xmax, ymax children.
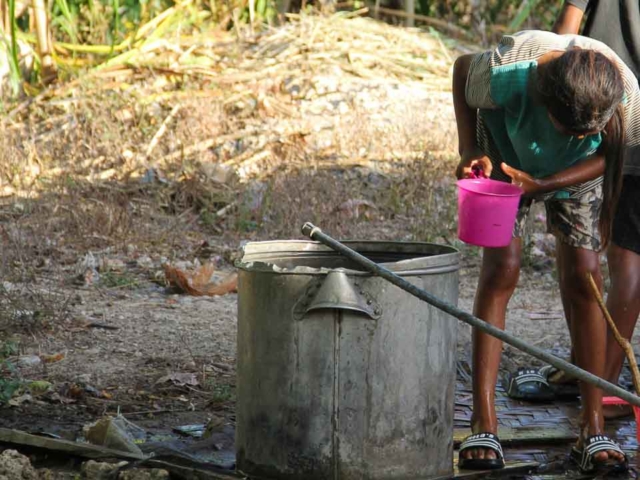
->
<box><xmin>296</xmin><ymin>270</ymin><xmax>382</xmax><ymax>320</ymax></box>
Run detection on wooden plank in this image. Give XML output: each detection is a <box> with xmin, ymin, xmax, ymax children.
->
<box><xmin>0</xmin><ymin>428</ymin><xmax>241</xmax><ymax>480</ymax></box>
<box><xmin>431</xmin><ymin>461</ymin><xmax>539</xmax><ymax>480</ymax></box>
<box><xmin>454</xmin><ymin>426</ymin><xmax>577</xmax><ymax>448</ymax></box>
<box><xmin>533</xmin><ymin>474</ymin><xmax>593</xmax><ymax>480</ymax></box>
<box><xmin>0</xmin><ymin>428</ymin><xmax>145</xmax><ymax>461</ymax></box>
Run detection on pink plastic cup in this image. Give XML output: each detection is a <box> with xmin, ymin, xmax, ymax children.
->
<box><xmin>457</xmin><ymin>178</ymin><xmax>523</xmax><ymax>248</ymax></box>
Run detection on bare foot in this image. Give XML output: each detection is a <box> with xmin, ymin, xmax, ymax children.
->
<box><xmin>603</xmin><ymin>404</ymin><xmax>633</xmax><ymax>420</ymax></box>
<box><xmin>460</xmin><ymin>418</ymin><xmax>499</xmax><ymax>461</ymax></box>
<box><xmin>576</xmin><ymin>429</ymin><xmax>626</xmax><ymax>465</ymax></box>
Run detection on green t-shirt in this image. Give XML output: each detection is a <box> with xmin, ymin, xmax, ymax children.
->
<box><xmin>479</xmin><ymin>60</ymin><xmax>602</xmax><ymax>179</ymax></box>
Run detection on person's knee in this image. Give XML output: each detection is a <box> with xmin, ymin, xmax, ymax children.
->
<box><xmin>480</xmin><ymin>254</ymin><xmax>520</xmax><ymax>293</ymax></box>
<box><xmin>608</xmin><ymin>245</ymin><xmax>640</xmax><ymax>304</ymax></box>
<box><xmin>560</xmin><ymin>247</ymin><xmax>601</xmax><ymax>299</ymax></box>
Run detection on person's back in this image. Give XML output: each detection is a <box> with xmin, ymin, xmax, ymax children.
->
<box><xmin>558</xmin><ymin>1</ymin><xmax>640</xmax><ymax>77</ymax></box>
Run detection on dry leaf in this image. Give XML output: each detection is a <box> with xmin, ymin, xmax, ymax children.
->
<box><xmin>335</xmin><ymin>199</ymin><xmax>378</xmax><ymax>220</ymax></box>
<box><xmin>67</xmin><ymin>384</ymin><xmax>84</xmax><ymax>399</ymax></box>
<box><xmin>156</xmin><ymin>372</ymin><xmax>200</xmax><ymax>387</ymax></box>
<box><xmin>41</xmin><ymin>352</ymin><xmax>65</xmax><ymax>364</ymax></box>
<box><xmin>164</xmin><ymin>263</ymin><xmax>238</xmax><ymax>296</ymax></box>
<box><xmin>8</xmin><ymin>394</ymin><xmax>32</xmax><ymax>407</ymax></box>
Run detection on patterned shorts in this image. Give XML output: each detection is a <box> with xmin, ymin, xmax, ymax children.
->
<box><xmin>513</xmin><ymin>186</ymin><xmax>602</xmax><ymax>251</ymax></box>
<box><xmin>477</xmin><ymin>113</ymin><xmax>603</xmax><ymax>251</ymax></box>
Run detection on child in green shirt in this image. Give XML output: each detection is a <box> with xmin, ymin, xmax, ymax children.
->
<box><xmin>453</xmin><ymin>30</ymin><xmax>640</xmax><ymax>474</ymax></box>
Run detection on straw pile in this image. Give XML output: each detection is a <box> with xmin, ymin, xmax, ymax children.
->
<box><xmin>2</xmin><ymin>8</ymin><xmax>461</xmax><ymax>192</ymax></box>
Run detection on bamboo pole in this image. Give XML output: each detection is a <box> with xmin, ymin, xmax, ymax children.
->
<box><xmin>587</xmin><ymin>273</ymin><xmax>640</xmax><ymax>394</ymax></box>
<box><xmin>32</xmin><ymin>0</ymin><xmax>55</xmax><ymax>82</ymax></box>
<box><xmin>1</xmin><ymin>0</ymin><xmax>9</xmax><ymax>33</ymax></box>
<box><xmin>372</xmin><ymin>6</ymin><xmax>472</xmax><ymax>39</ymax></box>
<box><xmin>403</xmin><ymin>0</ymin><xmax>413</xmax><ymax>27</ymax></box>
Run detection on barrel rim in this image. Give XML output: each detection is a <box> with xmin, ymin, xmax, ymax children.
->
<box><xmin>236</xmin><ymin>240</ymin><xmax>460</xmax><ymax>275</ymax></box>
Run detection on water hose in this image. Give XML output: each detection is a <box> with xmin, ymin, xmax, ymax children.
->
<box><xmin>301</xmin><ymin>222</ymin><xmax>640</xmax><ymax>408</ymax></box>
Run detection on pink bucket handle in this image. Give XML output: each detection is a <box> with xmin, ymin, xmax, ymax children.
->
<box><xmin>470</xmin><ymin>164</ymin><xmax>487</xmax><ymax>179</ymax></box>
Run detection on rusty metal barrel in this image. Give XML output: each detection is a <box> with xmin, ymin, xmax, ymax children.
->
<box><xmin>235</xmin><ymin>240</ymin><xmax>459</xmax><ymax>480</ymax></box>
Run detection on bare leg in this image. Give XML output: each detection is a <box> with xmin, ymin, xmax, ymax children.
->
<box><xmin>556</xmin><ymin>245</ymin><xmax>577</xmax><ymax>376</ymax></box>
<box><xmin>461</xmin><ymin>238</ymin><xmax>521</xmax><ymax>461</ymax></box>
<box><xmin>600</xmin><ymin>244</ymin><xmax>640</xmax><ymax>417</ymax></box>
<box><xmin>557</xmin><ymin>245</ymin><xmax>574</xmax><ymax>338</ymax></box>
<box><xmin>557</xmin><ymin>242</ymin><xmax>624</xmax><ymax>463</ymax></box>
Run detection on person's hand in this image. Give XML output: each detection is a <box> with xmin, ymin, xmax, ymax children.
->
<box><xmin>500</xmin><ymin>163</ymin><xmax>545</xmax><ymax>195</ymax></box>
<box><xmin>455</xmin><ymin>151</ymin><xmax>493</xmax><ymax>179</ymax></box>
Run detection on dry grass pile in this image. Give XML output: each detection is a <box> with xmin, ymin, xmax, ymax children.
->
<box><xmin>3</xmin><ymin>9</ymin><xmax>458</xmax><ymax>181</ymax></box>
<box><xmin>0</xmin><ymin>11</ymin><xmax>462</xmax><ymax>331</ymax></box>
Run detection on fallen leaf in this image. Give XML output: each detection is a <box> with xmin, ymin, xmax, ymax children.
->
<box><xmin>67</xmin><ymin>383</ymin><xmax>84</xmax><ymax>399</ymax></box>
<box><xmin>192</xmin><ymin>263</ymin><xmax>215</xmax><ymax>287</ymax></box>
<box><xmin>8</xmin><ymin>394</ymin><xmax>32</xmax><ymax>407</ymax></box>
<box><xmin>155</xmin><ymin>372</ymin><xmax>199</xmax><ymax>387</ymax></box>
<box><xmin>40</xmin><ymin>352</ymin><xmax>65</xmax><ymax>364</ymax></box>
<box><xmin>164</xmin><ymin>263</ymin><xmax>238</xmax><ymax>297</ymax></box>
<box><xmin>28</xmin><ymin>381</ymin><xmax>53</xmax><ymax>395</ymax></box>
<box><xmin>335</xmin><ymin>199</ymin><xmax>378</xmax><ymax>220</ymax></box>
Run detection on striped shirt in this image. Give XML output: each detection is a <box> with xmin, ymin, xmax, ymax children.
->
<box><xmin>466</xmin><ymin>30</ymin><xmax>640</xmax><ymax>179</ymax></box>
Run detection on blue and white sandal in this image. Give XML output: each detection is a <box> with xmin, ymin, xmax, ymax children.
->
<box><xmin>505</xmin><ymin>366</ymin><xmax>580</xmax><ymax>401</ymax></box>
<box><xmin>458</xmin><ymin>432</ymin><xmax>505</xmax><ymax>470</ymax></box>
<box><xmin>506</xmin><ymin>368</ymin><xmax>555</xmax><ymax>401</ymax></box>
<box><xmin>570</xmin><ymin>435</ymin><xmax>628</xmax><ymax>474</ymax></box>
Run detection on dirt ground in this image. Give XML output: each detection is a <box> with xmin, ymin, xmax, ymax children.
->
<box><xmin>0</xmin><ymin>220</ymin><xmax>597</xmax><ymax>434</ymax></box>
<box><xmin>1</xmin><ymin>17</ymin><xmax>639</xmax><ymax>477</ymax></box>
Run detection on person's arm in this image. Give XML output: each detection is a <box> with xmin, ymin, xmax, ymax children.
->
<box><xmin>501</xmin><ymin>154</ymin><xmax>604</xmax><ymax>196</ymax></box>
<box><xmin>453</xmin><ymin>54</ymin><xmax>493</xmax><ymax>178</ymax></box>
<box><xmin>552</xmin><ymin>1</ymin><xmax>587</xmax><ymax>35</ymax></box>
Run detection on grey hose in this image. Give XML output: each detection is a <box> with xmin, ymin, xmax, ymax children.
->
<box><xmin>301</xmin><ymin>222</ymin><xmax>640</xmax><ymax>408</ymax></box>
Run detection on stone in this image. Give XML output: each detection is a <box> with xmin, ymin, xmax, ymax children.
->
<box><xmin>119</xmin><ymin>469</ymin><xmax>169</xmax><ymax>480</ymax></box>
<box><xmin>0</xmin><ymin>450</ymin><xmax>37</xmax><ymax>480</ymax></box>
<box><xmin>82</xmin><ymin>460</ymin><xmax>127</xmax><ymax>480</ymax></box>
<box><xmin>17</xmin><ymin>356</ymin><xmax>41</xmax><ymax>368</ymax></box>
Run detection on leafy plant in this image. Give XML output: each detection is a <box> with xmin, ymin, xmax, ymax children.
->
<box><xmin>0</xmin><ymin>340</ymin><xmax>22</xmax><ymax>404</ymax></box>
<box><xmin>51</xmin><ymin>0</ymin><xmax>79</xmax><ymax>44</ymax></box>
<box><xmin>4</xmin><ymin>0</ymin><xmax>22</xmax><ymax>96</ymax></box>
<box><xmin>101</xmin><ymin>271</ymin><xmax>140</xmax><ymax>289</ymax></box>
<box><xmin>207</xmin><ymin>382</ymin><xmax>235</xmax><ymax>403</ymax></box>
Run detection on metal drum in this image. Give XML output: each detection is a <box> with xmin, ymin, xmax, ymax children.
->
<box><xmin>236</xmin><ymin>240</ymin><xmax>459</xmax><ymax>480</ymax></box>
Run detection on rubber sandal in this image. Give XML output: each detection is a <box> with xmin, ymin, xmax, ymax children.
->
<box><xmin>570</xmin><ymin>435</ymin><xmax>628</xmax><ymax>474</ymax></box>
<box><xmin>538</xmin><ymin>365</ymin><xmax>580</xmax><ymax>399</ymax></box>
<box><xmin>458</xmin><ymin>432</ymin><xmax>505</xmax><ymax>470</ymax></box>
<box><xmin>505</xmin><ymin>368</ymin><xmax>555</xmax><ymax>401</ymax></box>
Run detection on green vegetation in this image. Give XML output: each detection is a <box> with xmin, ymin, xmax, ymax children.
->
<box><xmin>0</xmin><ymin>0</ymin><xmax>565</xmax><ymax>97</ymax></box>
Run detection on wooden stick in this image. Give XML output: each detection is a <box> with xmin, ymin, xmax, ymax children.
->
<box><xmin>145</xmin><ymin>104</ymin><xmax>181</xmax><ymax>160</ymax></box>
<box><xmin>371</xmin><ymin>6</ymin><xmax>472</xmax><ymax>39</ymax></box>
<box><xmin>587</xmin><ymin>273</ymin><xmax>640</xmax><ymax>395</ymax></box>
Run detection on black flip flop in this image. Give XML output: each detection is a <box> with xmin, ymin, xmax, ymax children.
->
<box><xmin>570</xmin><ymin>434</ymin><xmax>628</xmax><ymax>474</ymax></box>
<box><xmin>538</xmin><ymin>365</ymin><xmax>580</xmax><ymax>399</ymax></box>
<box><xmin>458</xmin><ymin>432</ymin><xmax>505</xmax><ymax>470</ymax></box>
<box><xmin>505</xmin><ymin>368</ymin><xmax>555</xmax><ymax>401</ymax></box>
